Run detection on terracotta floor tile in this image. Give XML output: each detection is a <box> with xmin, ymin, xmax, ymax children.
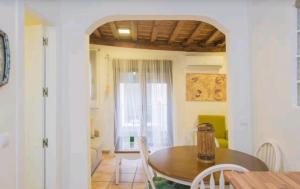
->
<box><xmin>92</xmin><ymin>182</ymin><xmax>110</xmax><ymax>189</ymax></box>
<box><xmin>97</xmin><ymin>164</ymin><xmax>116</xmax><ymax>173</ymax></box>
<box><xmin>103</xmin><ymin>153</ymin><xmax>115</xmax><ymax>159</ymax></box>
<box><xmin>108</xmin><ymin>183</ymin><xmax>132</xmax><ymax>189</ymax></box>
<box><xmin>113</xmin><ymin>173</ymin><xmax>135</xmax><ymax>183</ymax></box>
<box><xmin>92</xmin><ymin>171</ymin><xmax>114</xmax><ymax>182</ymax></box>
<box><xmin>121</xmin><ymin>159</ymin><xmax>139</xmax><ymax>167</ymax></box>
<box><xmin>92</xmin><ymin>156</ymin><xmax>148</xmax><ymax>189</ymax></box>
<box><xmin>120</xmin><ymin>166</ymin><xmax>137</xmax><ymax>174</ymax></box>
<box><xmin>132</xmin><ymin>183</ymin><xmax>147</xmax><ymax>189</ymax></box>
<box><xmin>135</xmin><ymin>166</ymin><xmax>145</xmax><ymax>174</ymax></box>
<box><xmin>134</xmin><ymin>173</ymin><xmax>147</xmax><ymax>183</ymax></box>
<box><xmin>102</xmin><ymin>159</ymin><xmax>117</xmax><ymax>166</ymax></box>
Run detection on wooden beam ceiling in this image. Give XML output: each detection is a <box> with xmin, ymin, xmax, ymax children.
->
<box><xmin>109</xmin><ymin>22</ymin><xmax>119</xmax><ymax>40</ymax></box>
<box><xmin>216</xmin><ymin>40</ymin><xmax>226</xmax><ymax>47</ymax></box>
<box><xmin>168</xmin><ymin>21</ymin><xmax>184</xmax><ymax>44</ymax></box>
<box><xmin>130</xmin><ymin>21</ymin><xmax>137</xmax><ymax>41</ymax></box>
<box><xmin>151</xmin><ymin>21</ymin><xmax>159</xmax><ymax>42</ymax></box>
<box><xmin>205</xmin><ymin>30</ymin><xmax>221</xmax><ymax>45</ymax></box>
<box><xmin>90</xmin><ymin>36</ymin><xmax>225</xmax><ymax>52</ymax></box>
<box><xmin>185</xmin><ymin>22</ymin><xmax>206</xmax><ymax>45</ymax></box>
<box><xmin>90</xmin><ymin>20</ymin><xmax>226</xmax><ymax>52</ymax></box>
<box><xmin>93</xmin><ymin>29</ymin><xmax>102</xmax><ymax>38</ymax></box>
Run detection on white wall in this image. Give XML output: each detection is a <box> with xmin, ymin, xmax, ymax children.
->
<box><xmin>0</xmin><ymin>1</ymin><xmax>294</xmax><ymax>189</ymax></box>
<box><xmin>27</xmin><ymin>1</ymin><xmax>252</xmax><ymax>188</ymax></box>
<box><xmin>0</xmin><ymin>1</ymin><xmax>23</xmax><ymax>189</ymax></box>
<box><xmin>250</xmin><ymin>0</ymin><xmax>300</xmax><ymax>171</ymax></box>
<box><xmin>90</xmin><ymin>45</ymin><xmax>227</xmax><ymax>151</ymax></box>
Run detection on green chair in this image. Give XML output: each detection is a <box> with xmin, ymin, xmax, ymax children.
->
<box><xmin>198</xmin><ymin>115</ymin><xmax>228</xmax><ymax>148</ymax></box>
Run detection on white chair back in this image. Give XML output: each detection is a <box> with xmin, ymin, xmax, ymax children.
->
<box><xmin>190</xmin><ymin>164</ymin><xmax>249</xmax><ymax>189</ymax></box>
<box><xmin>256</xmin><ymin>140</ymin><xmax>281</xmax><ymax>171</ymax></box>
<box><xmin>193</xmin><ymin>130</ymin><xmax>220</xmax><ymax>148</ymax></box>
<box><xmin>139</xmin><ymin>137</ymin><xmax>156</xmax><ymax>189</ymax></box>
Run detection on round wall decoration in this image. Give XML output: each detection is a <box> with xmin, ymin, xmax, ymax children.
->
<box><xmin>0</xmin><ymin>30</ymin><xmax>10</xmax><ymax>87</ymax></box>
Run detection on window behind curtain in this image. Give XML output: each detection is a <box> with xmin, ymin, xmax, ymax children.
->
<box><xmin>113</xmin><ymin>59</ymin><xmax>173</xmax><ymax>149</ymax></box>
<box><xmin>119</xmin><ymin>81</ymin><xmax>169</xmax><ymax>146</ymax></box>
<box><xmin>145</xmin><ymin>83</ymin><xmax>168</xmax><ymax>147</ymax></box>
<box><xmin>119</xmin><ymin>82</ymin><xmax>141</xmax><ymax>137</ymax></box>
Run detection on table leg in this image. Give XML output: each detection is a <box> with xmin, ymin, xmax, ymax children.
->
<box><xmin>116</xmin><ymin>156</ymin><xmax>121</xmax><ymax>185</ymax></box>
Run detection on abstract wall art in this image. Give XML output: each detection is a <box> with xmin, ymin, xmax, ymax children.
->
<box><xmin>186</xmin><ymin>73</ymin><xmax>226</xmax><ymax>101</ymax></box>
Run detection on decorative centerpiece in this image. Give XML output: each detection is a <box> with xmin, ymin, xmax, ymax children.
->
<box><xmin>197</xmin><ymin>123</ymin><xmax>215</xmax><ymax>163</ymax></box>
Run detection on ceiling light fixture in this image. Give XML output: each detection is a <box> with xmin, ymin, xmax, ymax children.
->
<box><xmin>118</xmin><ymin>28</ymin><xmax>130</xmax><ymax>34</ymax></box>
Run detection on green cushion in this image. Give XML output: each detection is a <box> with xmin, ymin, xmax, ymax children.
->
<box><xmin>198</xmin><ymin>115</ymin><xmax>226</xmax><ymax>139</ymax></box>
<box><xmin>217</xmin><ymin>138</ymin><xmax>228</xmax><ymax>148</ymax></box>
<box><xmin>149</xmin><ymin>177</ymin><xmax>189</xmax><ymax>189</ymax></box>
<box><xmin>174</xmin><ymin>183</ymin><xmax>190</xmax><ymax>189</ymax></box>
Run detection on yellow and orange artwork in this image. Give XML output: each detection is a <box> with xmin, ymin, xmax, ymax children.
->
<box><xmin>186</xmin><ymin>73</ymin><xmax>226</xmax><ymax>101</ymax></box>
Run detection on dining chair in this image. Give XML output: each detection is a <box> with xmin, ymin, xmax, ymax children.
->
<box><xmin>256</xmin><ymin>140</ymin><xmax>282</xmax><ymax>171</ymax></box>
<box><xmin>190</xmin><ymin>164</ymin><xmax>249</xmax><ymax>189</ymax></box>
<box><xmin>139</xmin><ymin>137</ymin><xmax>188</xmax><ymax>189</ymax></box>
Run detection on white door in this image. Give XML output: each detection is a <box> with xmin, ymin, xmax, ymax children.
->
<box><xmin>24</xmin><ymin>25</ymin><xmax>46</xmax><ymax>189</ymax></box>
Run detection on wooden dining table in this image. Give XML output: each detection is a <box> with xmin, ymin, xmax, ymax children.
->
<box><xmin>148</xmin><ymin>146</ymin><xmax>268</xmax><ymax>186</ymax></box>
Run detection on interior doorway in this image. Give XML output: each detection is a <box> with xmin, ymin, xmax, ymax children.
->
<box><xmin>24</xmin><ymin>9</ymin><xmax>57</xmax><ymax>189</ymax></box>
<box><xmin>87</xmin><ymin>19</ymin><xmax>227</xmax><ymax>189</ymax></box>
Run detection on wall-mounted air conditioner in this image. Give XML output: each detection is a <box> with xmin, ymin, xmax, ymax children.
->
<box><xmin>185</xmin><ymin>64</ymin><xmax>223</xmax><ymax>73</ymax></box>
<box><xmin>184</xmin><ymin>55</ymin><xmax>224</xmax><ymax>73</ymax></box>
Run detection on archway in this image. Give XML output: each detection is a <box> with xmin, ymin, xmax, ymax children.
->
<box><xmin>85</xmin><ymin>15</ymin><xmax>234</xmax><ymax>188</ymax></box>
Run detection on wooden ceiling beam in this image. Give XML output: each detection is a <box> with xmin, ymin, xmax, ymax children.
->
<box><xmin>151</xmin><ymin>21</ymin><xmax>160</xmax><ymax>42</ymax></box>
<box><xmin>205</xmin><ymin>30</ymin><xmax>221</xmax><ymax>45</ymax></box>
<box><xmin>168</xmin><ymin>21</ymin><xmax>185</xmax><ymax>44</ymax></box>
<box><xmin>185</xmin><ymin>22</ymin><xmax>206</xmax><ymax>45</ymax></box>
<box><xmin>130</xmin><ymin>21</ymin><xmax>137</xmax><ymax>41</ymax></box>
<box><xmin>93</xmin><ymin>29</ymin><xmax>102</xmax><ymax>38</ymax></box>
<box><xmin>90</xmin><ymin>37</ymin><xmax>225</xmax><ymax>52</ymax></box>
<box><xmin>109</xmin><ymin>22</ymin><xmax>119</xmax><ymax>40</ymax></box>
<box><xmin>216</xmin><ymin>39</ymin><xmax>226</xmax><ymax>47</ymax></box>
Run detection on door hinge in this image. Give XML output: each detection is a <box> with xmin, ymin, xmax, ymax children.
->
<box><xmin>43</xmin><ymin>37</ymin><xmax>48</xmax><ymax>46</ymax></box>
<box><xmin>43</xmin><ymin>138</ymin><xmax>48</xmax><ymax>148</ymax></box>
<box><xmin>43</xmin><ymin>87</ymin><xmax>48</xmax><ymax>97</ymax></box>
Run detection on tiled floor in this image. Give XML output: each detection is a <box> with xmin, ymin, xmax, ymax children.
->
<box><xmin>92</xmin><ymin>153</ymin><xmax>147</xmax><ymax>189</ymax></box>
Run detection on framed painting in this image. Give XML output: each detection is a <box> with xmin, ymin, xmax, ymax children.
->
<box><xmin>0</xmin><ymin>30</ymin><xmax>10</xmax><ymax>87</ymax></box>
<box><xmin>186</xmin><ymin>73</ymin><xmax>226</xmax><ymax>101</ymax></box>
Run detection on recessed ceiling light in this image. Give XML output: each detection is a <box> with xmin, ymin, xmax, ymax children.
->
<box><xmin>118</xmin><ymin>28</ymin><xmax>130</xmax><ymax>34</ymax></box>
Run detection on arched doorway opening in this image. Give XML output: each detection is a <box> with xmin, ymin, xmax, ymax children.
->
<box><xmin>85</xmin><ymin>16</ymin><xmax>229</xmax><ymax>188</ymax></box>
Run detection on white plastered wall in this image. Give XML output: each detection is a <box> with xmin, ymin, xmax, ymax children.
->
<box><xmin>250</xmin><ymin>0</ymin><xmax>300</xmax><ymax>171</ymax></box>
<box><xmin>0</xmin><ymin>0</ymin><xmax>296</xmax><ymax>188</ymax></box>
<box><xmin>24</xmin><ymin>1</ymin><xmax>253</xmax><ymax>189</ymax></box>
<box><xmin>0</xmin><ymin>1</ymin><xmax>23</xmax><ymax>189</ymax></box>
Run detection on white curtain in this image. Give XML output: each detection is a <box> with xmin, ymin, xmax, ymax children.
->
<box><xmin>113</xmin><ymin>59</ymin><xmax>173</xmax><ymax>149</ymax></box>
